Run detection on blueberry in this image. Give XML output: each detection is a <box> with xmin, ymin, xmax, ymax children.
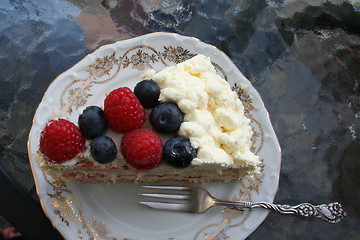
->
<box><xmin>150</xmin><ymin>102</ymin><xmax>183</xmax><ymax>133</ymax></box>
<box><xmin>90</xmin><ymin>136</ymin><xmax>117</xmax><ymax>164</ymax></box>
<box><xmin>134</xmin><ymin>79</ymin><xmax>160</xmax><ymax>109</ymax></box>
<box><xmin>78</xmin><ymin>106</ymin><xmax>107</xmax><ymax>139</ymax></box>
<box><xmin>163</xmin><ymin>137</ymin><xmax>196</xmax><ymax>168</ymax></box>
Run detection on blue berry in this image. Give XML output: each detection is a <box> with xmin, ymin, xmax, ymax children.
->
<box><xmin>78</xmin><ymin>106</ymin><xmax>107</xmax><ymax>139</ymax></box>
<box><xmin>90</xmin><ymin>136</ymin><xmax>117</xmax><ymax>164</ymax></box>
<box><xmin>150</xmin><ymin>102</ymin><xmax>183</xmax><ymax>133</ymax></box>
<box><xmin>134</xmin><ymin>79</ymin><xmax>160</xmax><ymax>109</ymax></box>
<box><xmin>163</xmin><ymin>137</ymin><xmax>196</xmax><ymax>168</ymax></box>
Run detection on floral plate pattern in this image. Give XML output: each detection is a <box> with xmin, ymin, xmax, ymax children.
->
<box><xmin>27</xmin><ymin>32</ymin><xmax>281</xmax><ymax>240</ymax></box>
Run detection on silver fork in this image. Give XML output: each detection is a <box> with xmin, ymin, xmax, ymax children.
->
<box><xmin>140</xmin><ymin>186</ymin><xmax>346</xmax><ymax>224</ymax></box>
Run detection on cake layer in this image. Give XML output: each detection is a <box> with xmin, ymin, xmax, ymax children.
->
<box><xmin>37</xmin><ymin>153</ymin><xmax>257</xmax><ymax>183</ymax></box>
<box><xmin>41</xmin><ymin>164</ymin><xmax>254</xmax><ymax>184</ymax></box>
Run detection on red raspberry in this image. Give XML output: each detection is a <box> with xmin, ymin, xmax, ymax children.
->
<box><xmin>104</xmin><ymin>87</ymin><xmax>145</xmax><ymax>133</ymax></box>
<box><xmin>39</xmin><ymin>119</ymin><xmax>85</xmax><ymax>163</ymax></box>
<box><xmin>121</xmin><ymin>129</ymin><xmax>163</xmax><ymax>170</ymax></box>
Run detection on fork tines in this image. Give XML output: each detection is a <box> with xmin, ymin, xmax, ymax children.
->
<box><xmin>139</xmin><ymin>185</ymin><xmax>193</xmax><ymax>212</ymax></box>
<box><xmin>142</xmin><ymin>185</ymin><xmax>191</xmax><ymax>191</ymax></box>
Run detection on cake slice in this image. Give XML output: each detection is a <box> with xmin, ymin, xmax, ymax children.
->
<box><xmin>36</xmin><ymin>55</ymin><xmax>260</xmax><ymax>183</ymax></box>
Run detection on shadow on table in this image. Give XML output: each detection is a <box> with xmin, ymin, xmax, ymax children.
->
<box><xmin>333</xmin><ymin>140</ymin><xmax>360</xmax><ymax>220</ymax></box>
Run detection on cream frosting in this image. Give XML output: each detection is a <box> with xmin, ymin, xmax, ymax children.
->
<box><xmin>142</xmin><ymin>54</ymin><xmax>260</xmax><ymax>170</ymax></box>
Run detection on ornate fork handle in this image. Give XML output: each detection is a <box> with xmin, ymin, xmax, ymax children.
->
<box><xmin>234</xmin><ymin>201</ymin><xmax>346</xmax><ymax>223</ymax></box>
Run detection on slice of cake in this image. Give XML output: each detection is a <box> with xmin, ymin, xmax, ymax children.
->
<box><xmin>36</xmin><ymin>54</ymin><xmax>260</xmax><ymax>183</ymax></box>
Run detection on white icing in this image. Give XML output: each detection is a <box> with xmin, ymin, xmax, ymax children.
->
<box><xmin>144</xmin><ymin>54</ymin><xmax>259</xmax><ymax>169</ymax></box>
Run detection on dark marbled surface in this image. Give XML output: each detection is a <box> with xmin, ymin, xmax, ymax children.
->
<box><xmin>0</xmin><ymin>0</ymin><xmax>359</xmax><ymax>239</ymax></box>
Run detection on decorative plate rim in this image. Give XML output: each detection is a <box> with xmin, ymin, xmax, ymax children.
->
<box><xmin>27</xmin><ymin>32</ymin><xmax>282</xmax><ymax>240</ymax></box>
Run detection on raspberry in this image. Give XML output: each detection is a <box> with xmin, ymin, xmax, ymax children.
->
<box><xmin>104</xmin><ymin>87</ymin><xmax>145</xmax><ymax>133</ymax></box>
<box><xmin>121</xmin><ymin>129</ymin><xmax>163</xmax><ymax>170</ymax></box>
<box><xmin>39</xmin><ymin>118</ymin><xmax>85</xmax><ymax>163</ymax></box>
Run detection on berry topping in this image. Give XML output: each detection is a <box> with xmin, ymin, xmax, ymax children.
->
<box><xmin>150</xmin><ymin>102</ymin><xmax>183</xmax><ymax>133</ymax></box>
<box><xmin>104</xmin><ymin>87</ymin><xmax>146</xmax><ymax>133</ymax></box>
<box><xmin>39</xmin><ymin>118</ymin><xmax>85</xmax><ymax>163</ymax></box>
<box><xmin>163</xmin><ymin>136</ymin><xmax>196</xmax><ymax>168</ymax></box>
<box><xmin>134</xmin><ymin>79</ymin><xmax>160</xmax><ymax>109</ymax></box>
<box><xmin>121</xmin><ymin>129</ymin><xmax>163</xmax><ymax>170</ymax></box>
<box><xmin>90</xmin><ymin>136</ymin><xmax>117</xmax><ymax>164</ymax></box>
<box><xmin>78</xmin><ymin>106</ymin><xmax>107</xmax><ymax>139</ymax></box>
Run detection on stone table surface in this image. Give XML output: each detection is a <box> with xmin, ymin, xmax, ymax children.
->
<box><xmin>0</xmin><ymin>0</ymin><xmax>359</xmax><ymax>239</ymax></box>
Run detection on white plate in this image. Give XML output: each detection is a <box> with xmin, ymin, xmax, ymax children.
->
<box><xmin>28</xmin><ymin>32</ymin><xmax>281</xmax><ymax>240</ymax></box>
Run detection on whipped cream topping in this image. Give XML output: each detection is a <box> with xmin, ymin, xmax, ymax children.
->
<box><xmin>143</xmin><ymin>54</ymin><xmax>260</xmax><ymax>170</ymax></box>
